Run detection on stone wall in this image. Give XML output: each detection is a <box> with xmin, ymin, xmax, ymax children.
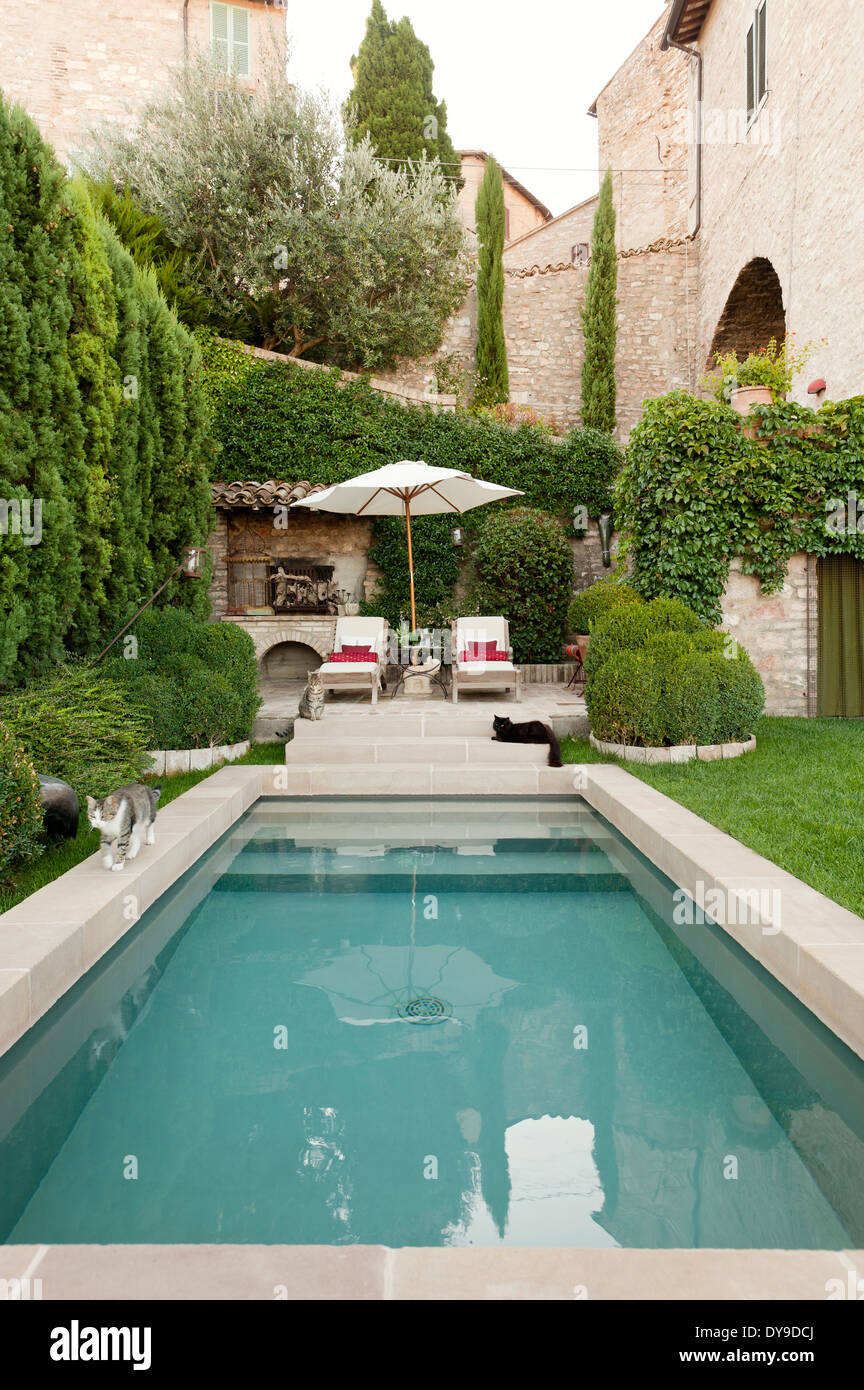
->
<box><xmin>721</xmin><ymin>554</ymin><xmax>812</xmax><ymax>718</ymax></box>
<box><xmin>0</xmin><ymin>0</ymin><xmax>286</xmax><ymax>166</ymax></box>
<box><xmin>457</xmin><ymin>153</ymin><xmax>551</xmax><ymax>244</ymax></box>
<box><xmin>693</xmin><ymin>0</ymin><xmax>864</xmax><ymax>402</ymax></box>
<box><xmin>592</xmin><ymin>8</ymin><xmax>691</xmax><ymax>250</ymax></box>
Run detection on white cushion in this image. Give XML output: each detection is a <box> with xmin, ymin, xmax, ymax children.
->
<box><xmin>455</xmin><ymin>660</ymin><xmax>517</xmax><ymax>675</ymax></box>
<box><xmin>334</xmin><ymin>616</ymin><xmax>387</xmax><ymax>657</ymax></box>
<box><xmin>318</xmin><ymin>661</ymin><xmax>379</xmax><ymax>675</ymax></box>
<box><xmin>454</xmin><ymin>616</ymin><xmax>509</xmax><ymax>652</ymax></box>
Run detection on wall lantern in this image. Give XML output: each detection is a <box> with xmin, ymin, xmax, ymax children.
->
<box><xmin>598</xmin><ymin>510</ymin><xmax>614</xmax><ymax>568</ymax></box>
<box><xmin>182</xmin><ymin>545</ymin><xmax>207</xmax><ymax>578</ymax></box>
<box><xmin>451</xmin><ymin>526</ymin><xmax>465</xmax><ymax>547</ymax></box>
<box><xmin>90</xmin><ymin>546</ymin><xmax>209</xmax><ymax>666</ymax></box>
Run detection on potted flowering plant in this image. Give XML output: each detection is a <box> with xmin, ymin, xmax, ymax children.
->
<box><xmin>707</xmin><ymin>336</ymin><xmax>817</xmax><ymax>414</ymax></box>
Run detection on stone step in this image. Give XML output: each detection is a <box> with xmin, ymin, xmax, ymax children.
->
<box><xmin>290</xmin><ymin>710</ymin><xmax>549</xmax><ymax>741</ymax></box>
<box><xmin>285</xmin><ymin>737</ymin><xmax>555</xmax><ymax>766</ymax></box>
<box><xmin>264</xmin><ymin>766</ymin><xmax>580</xmax><ymax>795</ymax></box>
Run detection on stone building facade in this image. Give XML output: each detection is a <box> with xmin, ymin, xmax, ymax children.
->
<box><xmin>0</xmin><ymin>0</ymin><xmax>286</xmax><ymax>167</ymax></box>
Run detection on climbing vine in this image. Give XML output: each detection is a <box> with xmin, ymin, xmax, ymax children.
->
<box><xmin>617</xmin><ymin>392</ymin><xmax>864</xmax><ymax>623</ymax></box>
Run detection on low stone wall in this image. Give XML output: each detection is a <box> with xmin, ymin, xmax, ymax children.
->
<box><xmin>147</xmin><ymin>742</ymin><xmax>251</xmax><ymax>777</ymax></box>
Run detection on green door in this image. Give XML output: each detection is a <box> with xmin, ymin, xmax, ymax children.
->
<box><xmin>818</xmin><ymin>555</ymin><xmax>864</xmax><ymax>716</ymax></box>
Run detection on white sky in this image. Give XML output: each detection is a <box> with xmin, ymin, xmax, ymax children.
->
<box><xmin>285</xmin><ymin>1</ymin><xmax>668</xmax><ymax>217</ymax></box>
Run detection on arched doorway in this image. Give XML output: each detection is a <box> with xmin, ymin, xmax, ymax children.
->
<box><xmin>262</xmin><ymin>641</ymin><xmax>322</xmax><ymax>682</ymax></box>
<box><xmin>707</xmin><ymin>258</ymin><xmax>786</xmax><ymax>366</ymax></box>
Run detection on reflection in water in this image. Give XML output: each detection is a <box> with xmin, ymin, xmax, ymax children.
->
<box><xmin>1</xmin><ymin>799</ymin><xmax>863</xmax><ymax>1247</ymax></box>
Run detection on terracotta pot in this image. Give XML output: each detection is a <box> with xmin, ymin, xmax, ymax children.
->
<box><xmin>729</xmin><ymin>385</ymin><xmax>774</xmax><ymax>415</ymax></box>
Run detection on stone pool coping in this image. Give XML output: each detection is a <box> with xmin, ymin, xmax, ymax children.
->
<box><xmin>2</xmin><ymin>763</ymin><xmax>864</xmax><ymax>1300</ymax></box>
<box><xmin>1</xmin><ymin>1242</ymin><xmax>862</xmax><ymax>1301</ymax></box>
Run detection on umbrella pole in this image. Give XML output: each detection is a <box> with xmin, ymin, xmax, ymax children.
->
<box><xmin>404</xmin><ymin>495</ymin><xmax>417</xmax><ymax>639</ymax></box>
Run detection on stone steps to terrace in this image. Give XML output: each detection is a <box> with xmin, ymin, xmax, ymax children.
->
<box><xmin>281</xmin><ymin>703</ymin><xmax>578</xmax><ymax>794</ymax></box>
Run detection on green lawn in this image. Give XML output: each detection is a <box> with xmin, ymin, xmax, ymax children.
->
<box><xmin>0</xmin><ymin>742</ymin><xmax>283</xmax><ymax>915</ymax></box>
<box><xmin>562</xmin><ymin>717</ymin><xmax>864</xmax><ymax>918</ymax></box>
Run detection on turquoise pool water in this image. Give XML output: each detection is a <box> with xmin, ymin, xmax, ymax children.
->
<box><xmin>2</xmin><ymin>797</ymin><xmax>863</xmax><ymax>1248</ymax></box>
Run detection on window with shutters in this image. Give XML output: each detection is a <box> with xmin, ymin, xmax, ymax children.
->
<box><xmin>746</xmin><ymin>1</ymin><xmax>767</xmax><ymax>127</ymax></box>
<box><xmin>211</xmin><ymin>2</ymin><xmax>251</xmax><ymax>78</ymax></box>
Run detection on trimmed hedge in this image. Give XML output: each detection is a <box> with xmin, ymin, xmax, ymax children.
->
<box><xmin>567</xmin><ymin>577</ymin><xmax>641</xmax><ymax>636</ymax></box>
<box><xmin>105</xmin><ymin>609</ymin><xmax>260</xmax><ymax>748</ymax></box>
<box><xmin>0</xmin><ymin>666</ymin><xmax>153</xmax><ymax>797</ymax></box>
<box><xmin>472</xmin><ymin>507</ymin><xmax>574</xmax><ymax>662</ymax></box>
<box><xmin>196</xmin><ymin>333</ymin><xmax>621</xmax><ymax>515</ymax></box>
<box><xmin>0</xmin><ymin>723</ymin><xmax>43</xmax><ymax>877</ymax></box>
<box><xmin>585</xmin><ymin>599</ymin><xmax>765</xmax><ymax>746</ymax></box>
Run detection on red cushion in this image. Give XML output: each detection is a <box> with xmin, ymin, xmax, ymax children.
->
<box><xmin>459</xmin><ymin>647</ymin><xmax>508</xmax><ymax>663</ymax></box>
<box><xmin>328</xmin><ymin>650</ymin><xmax>378</xmax><ymax>663</ymax></box>
<box><xmin>461</xmin><ymin>641</ymin><xmax>503</xmax><ymax>661</ymax></box>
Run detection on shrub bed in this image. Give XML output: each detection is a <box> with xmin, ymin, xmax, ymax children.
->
<box><xmin>471</xmin><ymin>508</ymin><xmax>574</xmax><ymax>662</ymax></box>
<box><xmin>585</xmin><ymin>598</ymin><xmax>765</xmax><ymax>746</ymax></box>
<box><xmin>105</xmin><ymin>609</ymin><xmax>261</xmax><ymax>749</ymax></box>
<box><xmin>567</xmin><ymin>576</ymin><xmax>641</xmax><ymax>636</ymax></box>
<box><xmin>0</xmin><ymin>723</ymin><xmax>44</xmax><ymax>877</ymax></box>
<box><xmin>0</xmin><ymin>666</ymin><xmax>153</xmax><ymax>797</ymax></box>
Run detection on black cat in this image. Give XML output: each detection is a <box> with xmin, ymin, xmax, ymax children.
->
<box><xmin>492</xmin><ymin>715</ymin><xmax>563</xmax><ymax>767</ymax></box>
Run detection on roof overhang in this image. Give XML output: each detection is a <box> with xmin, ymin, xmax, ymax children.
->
<box><xmin>458</xmin><ymin>151</ymin><xmax>553</xmax><ymax>223</ymax></box>
<box><xmin>661</xmin><ymin>0</ymin><xmax>713</xmax><ymax>48</ymax></box>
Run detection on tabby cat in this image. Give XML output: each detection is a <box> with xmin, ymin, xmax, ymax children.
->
<box><xmin>86</xmin><ymin>783</ymin><xmax>161</xmax><ymax>871</ymax></box>
<box><xmin>492</xmin><ymin>714</ymin><xmax>563</xmax><ymax>767</ymax></box>
<box><xmin>298</xmin><ymin>669</ymin><xmax>325</xmax><ymax>720</ymax></box>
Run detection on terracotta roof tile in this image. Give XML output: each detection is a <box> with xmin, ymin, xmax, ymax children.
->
<box><xmin>211</xmin><ymin>479</ymin><xmax>329</xmax><ymax>509</ymax></box>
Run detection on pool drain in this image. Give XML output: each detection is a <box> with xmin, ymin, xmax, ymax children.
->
<box><xmin>397</xmin><ymin>996</ymin><xmax>452</xmax><ymax>1025</ymax></box>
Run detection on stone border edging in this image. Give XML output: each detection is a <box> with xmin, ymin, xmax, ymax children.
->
<box><xmin>0</xmin><ymin>1242</ymin><xmax>860</xmax><ymax>1301</ymax></box>
<box><xmin>146</xmin><ymin>741</ymin><xmax>251</xmax><ymax>776</ymax></box>
<box><xmin>589</xmin><ymin>732</ymin><xmax>757</xmax><ymax>763</ymax></box>
<box><xmin>578</xmin><ymin>763</ymin><xmax>864</xmax><ymax>1062</ymax></box>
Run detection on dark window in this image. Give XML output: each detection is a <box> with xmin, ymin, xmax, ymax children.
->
<box><xmin>747</xmin><ymin>1</ymin><xmax>767</xmax><ymax>124</ymax></box>
<box><xmin>505</xmin><ymin>207</ymin><xmax>511</xmax><ymax>241</ymax></box>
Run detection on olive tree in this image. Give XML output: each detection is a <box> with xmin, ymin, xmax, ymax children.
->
<box><xmin>88</xmin><ymin>52</ymin><xmax>470</xmax><ymax>368</ymax></box>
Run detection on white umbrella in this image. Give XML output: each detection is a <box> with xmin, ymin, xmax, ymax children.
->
<box><xmin>291</xmin><ymin>460</ymin><xmax>523</xmax><ymax>631</ymax></box>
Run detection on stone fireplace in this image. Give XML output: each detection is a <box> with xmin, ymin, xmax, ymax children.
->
<box><xmin>207</xmin><ymin>480</ymin><xmax>381</xmax><ymax>677</ymax></box>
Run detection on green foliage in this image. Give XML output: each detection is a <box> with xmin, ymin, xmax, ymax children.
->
<box><xmin>347</xmin><ymin>0</ymin><xmax>461</xmax><ymax>185</ymax></box>
<box><xmin>89</xmin><ymin>50</ymin><xmax>469</xmax><ymax>368</ymax></box>
<box><xmin>472</xmin><ymin>507</ymin><xmax>574</xmax><ymax>662</ymax></box>
<box><xmin>618</xmin><ymin>391</ymin><xmax>864</xmax><ymax>623</ymax></box>
<box><xmin>580</xmin><ymin>169</ymin><xmax>618</xmax><ymax>433</ymax></box>
<box><xmin>0</xmin><ymin>96</ymin><xmax>84</xmax><ymax>683</ymax></box>
<box><xmin>105</xmin><ymin>608</ymin><xmax>260</xmax><ymax>748</ymax></box>
<box><xmin>87</xmin><ymin>178</ymin><xmax>215</xmax><ymax>330</ymax></box>
<box><xmin>585</xmin><ymin>596</ymin><xmax>706</xmax><ymax>681</ymax></box>
<box><xmin>0</xmin><ymin>723</ymin><xmax>43</xmax><ymax>878</ymax></box>
<box><xmin>362</xmin><ymin>514</ymin><xmax>462</xmax><ymax>629</ymax></box>
<box><xmin>197</xmin><ymin>332</ymin><xmax>621</xmax><ymax>515</ymax></box>
<box><xmin>585</xmin><ymin>601</ymin><xmax>765</xmax><ymax>746</ymax></box>
<box><xmin>707</xmin><ymin>335</ymin><xmax>817</xmax><ymax>403</ymax></box>
<box><xmin>474</xmin><ymin>156</ymin><xmax>509</xmax><ymax>406</ymax></box>
<box><xmin>0</xmin><ymin>92</ymin><xmax>214</xmax><ymax>685</ymax></box>
<box><xmin>567</xmin><ymin>576</ymin><xmax>641</xmax><ymax>635</ymax></box>
<box><xmin>0</xmin><ymin>664</ymin><xmax>153</xmax><ymax>797</ymax></box>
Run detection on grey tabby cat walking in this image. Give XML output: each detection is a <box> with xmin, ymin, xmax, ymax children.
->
<box><xmin>298</xmin><ymin>669</ymin><xmax>325</xmax><ymax>720</ymax></box>
<box><xmin>86</xmin><ymin>784</ymin><xmax>162</xmax><ymax>872</ymax></box>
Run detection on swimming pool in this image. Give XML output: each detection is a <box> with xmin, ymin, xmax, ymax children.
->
<box><xmin>1</xmin><ymin>797</ymin><xmax>862</xmax><ymax>1249</ymax></box>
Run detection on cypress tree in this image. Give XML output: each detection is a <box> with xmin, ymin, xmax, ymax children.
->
<box><xmin>99</xmin><ymin>218</ymin><xmax>155</xmax><ymax>626</ymax></box>
<box><xmin>474</xmin><ymin>156</ymin><xmax>509</xmax><ymax>406</ymax></box>
<box><xmin>348</xmin><ymin>0</ymin><xmax>460</xmax><ymax>183</ymax></box>
<box><xmin>0</xmin><ymin>95</ymin><xmax>84</xmax><ymax>685</ymax></box>
<box><xmin>580</xmin><ymin>168</ymin><xmax>618</xmax><ymax>434</ymax></box>
<box><xmin>64</xmin><ymin>180</ymin><xmax>120</xmax><ymax>654</ymax></box>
